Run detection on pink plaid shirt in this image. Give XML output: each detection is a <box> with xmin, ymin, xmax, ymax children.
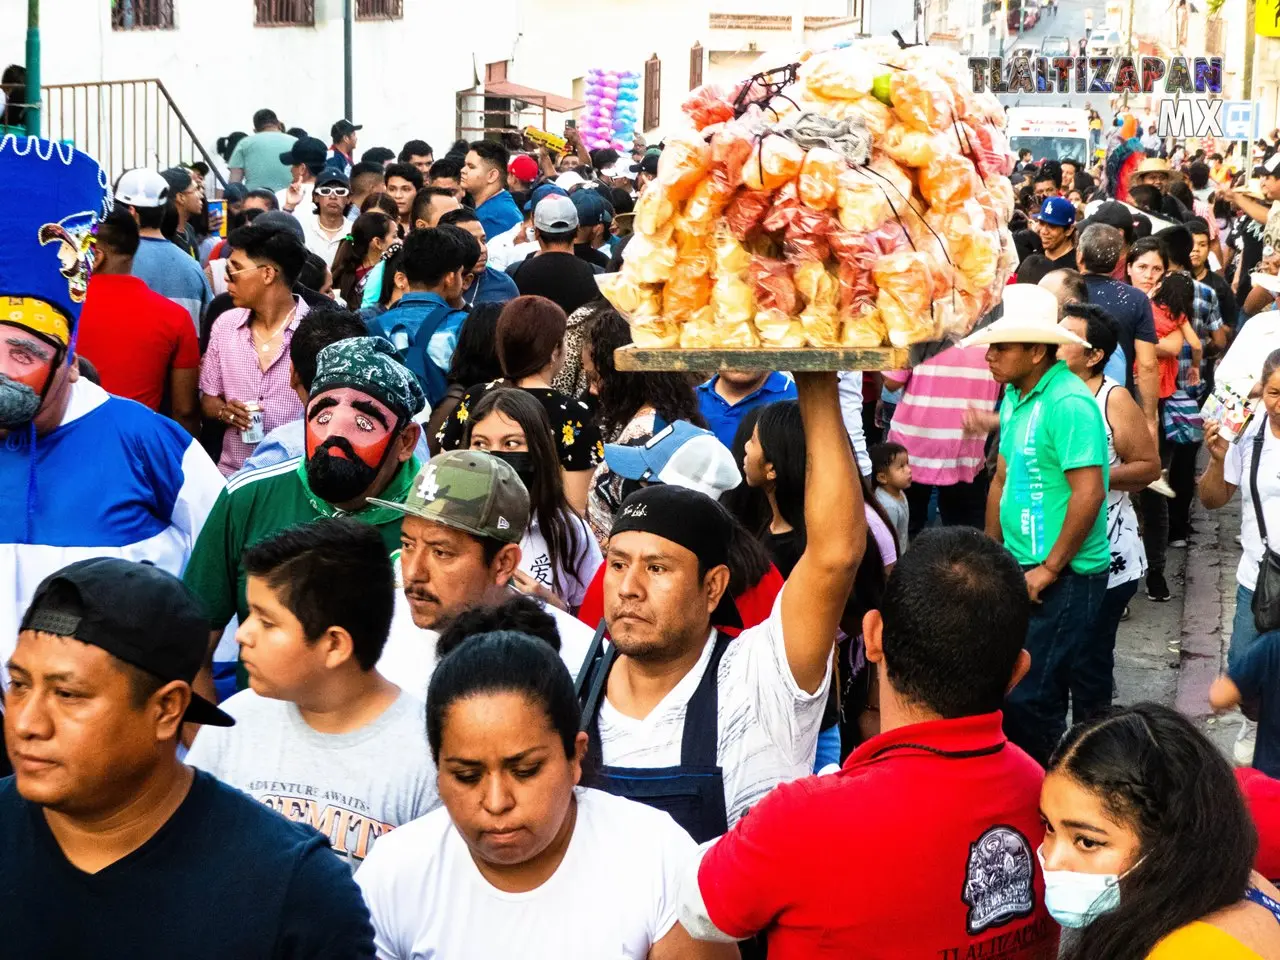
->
<box><xmin>200</xmin><ymin>297</ymin><xmax>309</xmax><ymax>476</ymax></box>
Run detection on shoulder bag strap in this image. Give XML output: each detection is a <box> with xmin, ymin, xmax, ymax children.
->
<box><xmin>1252</xmin><ymin>428</ymin><xmax>1270</xmax><ymax>549</ymax></box>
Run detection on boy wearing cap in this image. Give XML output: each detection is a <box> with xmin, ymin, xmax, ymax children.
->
<box><xmin>329</xmin><ymin>119</ymin><xmax>362</xmax><ymax>176</ymax></box>
<box><xmin>571</xmin><ymin>189</ymin><xmax>614</xmax><ymax>270</ymax></box>
<box><xmin>510</xmin><ymin>194</ymin><xmax>603</xmax><ymax>315</ymax></box>
<box><xmin>963</xmin><ymin>284</ymin><xmax>1110</xmax><ymax>766</ymax></box>
<box><xmin>374</xmin><ymin>449</ymin><xmax>596</xmax><ymax>700</ymax></box>
<box><xmin>277</xmin><ymin>136</ymin><xmax>329</xmax><ymax>216</ymax></box>
<box><xmin>487</xmin><ymin>183</ymin><xmax>564</xmax><ymax>272</ymax></box>
<box><xmin>187</xmin><ymin>520</ymin><xmax>436</xmax><ymax>867</ymax></box>
<box><xmin>1028</xmin><ymin>197</ymin><xmax>1077</xmax><ymax>273</ymax></box>
<box><xmin>117</xmin><ymin>167</ymin><xmax>212</xmax><ymax>330</ymax></box>
<box><xmin>184</xmin><ymin>337</ymin><xmax>426</xmax><ymax>697</ymax></box>
<box><xmin>302</xmin><ymin>167</ymin><xmax>355</xmax><ymax>268</ymax></box>
<box><xmin>0</xmin><ymin>558</ymin><xmax>376</xmax><ymax>958</ymax></box>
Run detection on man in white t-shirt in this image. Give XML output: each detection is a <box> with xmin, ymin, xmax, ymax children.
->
<box><xmin>186</xmin><ymin>518</ymin><xmax>438</xmax><ymax>867</ymax></box>
<box><xmin>579</xmin><ymin>372</ymin><xmax>865</xmax><ymax>839</ymax></box>
<box><xmin>372</xmin><ymin>450</ymin><xmax>595</xmax><ymax>699</ymax></box>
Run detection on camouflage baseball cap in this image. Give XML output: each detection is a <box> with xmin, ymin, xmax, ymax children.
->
<box><xmin>368</xmin><ymin>450</ymin><xmax>530</xmax><ymax>544</ymax></box>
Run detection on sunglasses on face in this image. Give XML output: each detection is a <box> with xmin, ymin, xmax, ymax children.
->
<box><xmin>315</xmin><ymin>186</ymin><xmax>350</xmax><ymax>198</ymax></box>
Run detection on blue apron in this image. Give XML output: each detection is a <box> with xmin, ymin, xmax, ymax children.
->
<box><xmin>577</xmin><ymin>625</ymin><xmax>731</xmax><ymax>844</ymax></box>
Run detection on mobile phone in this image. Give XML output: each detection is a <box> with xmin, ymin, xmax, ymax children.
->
<box><xmin>565</xmin><ymin>119</ymin><xmax>576</xmax><ymax>130</ymax></box>
<box><xmin>208</xmin><ymin>199</ymin><xmax>227</xmax><ymax>238</ymax></box>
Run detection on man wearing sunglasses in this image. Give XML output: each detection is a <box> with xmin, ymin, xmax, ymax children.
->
<box><xmin>301</xmin><ymin>168</ymin><xmax>355</xmax><ymax>268</ymax></box>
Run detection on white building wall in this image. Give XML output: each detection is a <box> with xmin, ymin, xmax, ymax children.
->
<box><xmin>1</xmin><ymin>0</ymin><xmax>851</xmax><ymax>161</ymax></box>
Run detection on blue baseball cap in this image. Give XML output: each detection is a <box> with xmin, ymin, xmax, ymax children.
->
<box><xmin>523</xmin><ymin>182</ymin><xmax>568</xmax><ymax>214</ymax></box>
<box><xmin>571</xmin><ymin>188</ymin><xmax>613</xmax><ymax>228</ymax></box>
<box><xmin>604</xmin><ymin>421</ymin><xmax>741</xmax><ymax>501</ymax></box>
<box><xmin>1034</xmin><ymin>196</ymin><xmax>1076</xmax><ymax>228</ymax></box>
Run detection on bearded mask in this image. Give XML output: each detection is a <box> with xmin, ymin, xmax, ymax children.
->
<box><xmin>304</xmin><ymin>386</ymin><xmax>401</xmax><ymax>504</ymax></box>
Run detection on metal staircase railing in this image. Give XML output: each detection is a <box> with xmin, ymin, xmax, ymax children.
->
<box><xmin>36</xmin><ymin>78</ymin><xmax>226</xmax><ymax>193</ymax></box>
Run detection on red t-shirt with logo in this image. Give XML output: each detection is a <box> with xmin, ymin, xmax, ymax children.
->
<box><xmin>697</xmin><ymin>712</ymin><xmax>1059</xmax><ymax>960</ymax></box>
<box><xmin>77</xmin><ymin>274</ymin><xmax>200</xmax><ymax>411</ymax></box>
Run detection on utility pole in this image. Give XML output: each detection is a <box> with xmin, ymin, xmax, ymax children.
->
<box><xmin>25</xmin><ymin>0</ymin><xmax>40</xmax><ymax>136</ymax></box>
<box><xmin>343</xmin><ymin>0</ymin><xmax>354</xmax><ymax>121</ymax></box>
<box><xmin>1243</xmin><ymin>0</ymin><xmax>1256</xmax><ymax>101</ymax></box>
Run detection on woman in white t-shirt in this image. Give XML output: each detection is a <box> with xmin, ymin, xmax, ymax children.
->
<box><xmin>464</xmin><ymin>387</ymin><xmax>601</xmax><ymax>611</ymax></box>
<box><xmin>355</xmin><ymin>631</ymin><xmax>735</xmax><ymax>960</ymax></box>
<box><xmin>1201</xmin><ymin>346</ymin><xmax>1280</xmax><ymax>763</ymax></box>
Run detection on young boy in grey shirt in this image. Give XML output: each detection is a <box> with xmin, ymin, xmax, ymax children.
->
<box><xmin>187</xmin><ymin>518</ymin><xmax>437</xmax><ymax>868</ymax></box>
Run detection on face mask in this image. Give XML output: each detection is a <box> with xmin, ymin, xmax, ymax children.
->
<box><xmin>488</xmin><ymin>450</ymin><xmax>535</xmax><ymax>489</ymax></box>
<box><xmin>0</xmin><ymin>374</ymin><xmax>44</xmax><ymax>430</ymax></box>
<box><xmin>1038</xmin><ymin>847</ymin><xmax>1125</xmax><ymax>929</ymax></box>
<box><xmin>525</xmin><ymin>226</ymin><xmax>536</xmax><ymax>243</ymax></box>
<box><xmin>305</xmin><ymin>438</ymin><xmax>380</xmax><ymax>504</ymax></box>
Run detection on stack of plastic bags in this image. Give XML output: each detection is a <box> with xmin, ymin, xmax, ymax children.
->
<box><xmin>599</xmin><ymin>39</ymin><xmax>1018</xmax><ymax>350</ymax></box>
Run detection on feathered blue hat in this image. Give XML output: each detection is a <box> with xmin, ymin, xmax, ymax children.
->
<box><xmin>0</xmin><ymin>135</ymin><xmax>111</xmax><ymax>347</ymax></box>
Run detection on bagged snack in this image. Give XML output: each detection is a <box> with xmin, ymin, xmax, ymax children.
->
<box><xmin>866</xmin><ymin>153</ymin><xmax>916</xmax><ymax>204</ymax></box>
<box><xmin>657</xmin><ymin>132</ymin><xmax>713</xmax><ymax>201</ymax></box>
<box><xmin>840</xmin><ymin>301</ymin><xmax>889</xmax><ymax>348</ymax></box>
<box><xmin>800</xmin><ymin>303</ymin><xmax>842</xmax><ymax>347</ymax></box>
<box><xmin>889</xmin><ymin>71</ymin><xmax>958</xmax><ymax>132</ymax></box>
<box><xmin>683</xmin><ymin>172</ymin><xmax>737</xmax><ymax>232</ymax></box>
<box><xmin>799</xmin><ymin>147</ymin><xmax>846</xmax><ymax>210</ymax></box>
<box><xmin>712</xmin><ymin>272</ymin><xmax>758</xmax><ymax>327</ymax></box>
<box><xmin>713</xmin><ymin>229</ymin><xmax>752</xmax><ymax>275</ymax></box>
<box><xmin>633</xmin><ymin>185</ymin><xmax>676</xmax><ymax>235</ymax></box>
<box><xmin>743</xmin><ymin>135</ymin><xmax>805</xmax><ymax>192</ymax></box>
<box><xmin>784</xmin><ymin>205</ymin><xmax>839</xmax><ymax>263</ymax></box>
<box><xmin>762</xmin><ymin>181</ymin><xmax>803</xmax><ymax>233</ymax></box>
<box><xmin>710</xmin><ymin>120</ymin><xmax>757</xmax><ymax>188</ymax></box>
<box><xmin>874</xmin><ymin>251</ymin><xmax>938</xmax><ymax>347</ymax></box>
<box><xmin>683</xmin><ymin>83</ymin><xmax>737</xmax><ymax>130</ymax></box>
<box><xmin>597</xmin><ymin>270</ymin><xmax>659</xmax><ymax>319</ymax></box>
<box><xmin>723</xmin><ymin>189</ymin><xmax>772</xmax><ymax>239</ymax></box>
<box><xmin>802</xmin><ymin>49</ymin><xmax>877</xmax><ymax>100</ymax></box>
<box><xmin>833</xmin><ymin>96</ymin><xmax>894</xmax><ymax>139</ymax></box>
<box><xmin>749</xmin><ymin>256</ymin><xmax>799</xmax><ymax>316</ymax></box>
<box><xmin>678</xmin><ymin>307</ymin><xmax>720</xmax><ymax>348</ymax></box>
<box><xmin>623</xmin><ymin>225</ymin><xmax>678</xmax><ymax>284</ymax></box>
<box><xmin>832</xmin><ymin>245</ymin><xmax>878</xmax><ymax>306</ymax></box>
<box><xmin>754</xmin><ymin>308</ymin><xmax>808</xmax><ymax>347</ymax></box>
<box><xmin>663</xmin><ymin>261</ymin><xmax>714</xmax><ymax>321</ymax></box>
<box><xmin>631</xmin><ymin>313</ymin><xmax>681</xmax><ymax>348</ymax></box>
<box><xmin>794</xmin><ymin>259</ymin><xmax>839</xmax><ymax>310</ymax></box>
<box><xmin>836</xmin><ymin>167</ymin><xmax>892</xmax><ymax>233</ymax></box>
<box><xmin>917</xmin><ymin>154</ymin><xmax>980</xmax><ymax>209</ymax></box>
<box><xmin>881</xmin><ymin>125</ymin><xmax>961</xmax><ymax>169</ymax></box>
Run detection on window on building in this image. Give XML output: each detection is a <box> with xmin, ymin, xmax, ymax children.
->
<box><xmin>644</xmin><ymin>54</ymin><xmax>661</xmax><ymax>131</ymax></box>
<box><xmin>111</xmin><ymin>0</ymin><xmax>175</xmax><ymax>30</ymax></box>
<box><xmin>356</xmin><ymin>0</ymin><xmax>403</xmax><ymax>18</ymax></box>
<box><xmin>255</xmin><ymin>0</ymin><xmax>315</xmax><ymax>26</ymax></box>
<box><xmin>689</xmin><ymin>43</ymin><xmax>704</xmax><ymax>90</ymax></box>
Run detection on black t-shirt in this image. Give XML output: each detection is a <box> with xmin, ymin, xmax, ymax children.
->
<box><xmin>1082</xmin><ymin>274</ymin><xmax>1159</xmax><ymax>391</ymax></box>
<box><xmin>0</xmin><ymin>769</ymin><xmax>375</xmax><ymax>959</ymax></box>
<box><xmin>574</xmin><ymin>243</ymin><xmax>612</xmax><ymax>271</ymax></box>
<box><xmin>509</xmin><ymin>251</ymin><xmax>604</xmax><ymax>315</ymax></box>
<box><xmin>765</xmin><ymin>529</ymin><xmax>804</xmax><ymax>579</ymax></box>
<box><xmin>1236</xmin><ymin>214</ymin><xmax>1267</xmax><ymax>309</ymax></box>
<box><xmin>1199</xmin><ymin>266</ymin><xmax>1239</xmax><ymax>330</ymax></box>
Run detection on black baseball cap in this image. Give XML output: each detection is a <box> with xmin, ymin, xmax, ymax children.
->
<box><xmin>280</xmin><ymin>136</ymin><xmax>329</xmax><ymax>169</ymax></box>
<box><xmin>610</xmin><ymin>485</ymin><xmax>741</xmax><ymax>628</ymax></box>
<box><xmin>1081</xmin><ymin>200</ymin><xmax>1136</xmax><ymax>245</ymax></box>
<box><xmin>20</xmin><ymin>558</ymin><xmax>235</xmax><ymax>727</ymax></box>
<box><xmin>331</xmin><ymin>119</ymin><xmax>363</xmax><ymax>142</ymax></box>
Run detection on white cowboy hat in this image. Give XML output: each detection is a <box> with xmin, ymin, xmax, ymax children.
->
<box><xmin>960</xmin><ymin>284</ymin><xmax>1091</xmax><ymax>348</ymax></box>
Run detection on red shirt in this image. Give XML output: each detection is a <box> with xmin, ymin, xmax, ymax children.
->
<box><xmin>1238</xmin><ymin>768</ymin><xmax>1280</xmax><ymax>882</ymax></box>
<box><xmin>575</xmin><ymin>561</ymin><xmax>784</xmax><ymax>637</ymax></box>
<box><xmin>697</xmin><ymin>712</ymin><xmax>1058</xmax><ymax>960</ymax></box>
<box><xmin>77</xmin><ymin>274</ymin><xmax>200</xmax><ymax>411</ymax></box>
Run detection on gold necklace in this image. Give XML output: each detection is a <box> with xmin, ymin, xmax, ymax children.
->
<box><xmin>251</xmin><ymin>309</ymin><xmax>295</xmax><ymax>354</ymax></box>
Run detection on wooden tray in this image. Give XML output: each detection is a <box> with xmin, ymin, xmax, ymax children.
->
<box><xmin>613</xmin><ymin>345</ymin><xmax>911</xmax><ymax>372</ymax></box>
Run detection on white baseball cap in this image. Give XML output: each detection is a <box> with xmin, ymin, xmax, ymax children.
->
<box><xmin>555</xmin><ymin>170</ymin><xmax>588</xmax><ymax>192</ymax></box>
<box><xmin>605</xmin><ymin>421</ymin><xmax>742</xmax><ymax>501</ymax></box>
<box><xmin>114</xmin><ymin>168</ymin><xmax>171</xmax><ymax>208</ymax></box>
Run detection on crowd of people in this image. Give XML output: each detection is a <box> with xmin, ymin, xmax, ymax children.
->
<box><xmin>8</xmin><ymin>99</ymin><xmax>1280</xmax><ymax>959</ymax></box>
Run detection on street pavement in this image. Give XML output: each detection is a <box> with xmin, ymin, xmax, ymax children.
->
<box><xmin>1113</xmin><ymin>486</ymin><xmax>1242</xmax><ymax>757</ymax></box>
<box><xmin>993</xmin><ymin>0</ymin><xmax>1111</xmax><ymax>118</ymax></box>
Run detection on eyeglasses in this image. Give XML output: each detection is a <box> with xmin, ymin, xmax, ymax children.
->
<box><xmin>225</xmin><ymin>262</ymin><xmax>268</xmax><ymax>280</ymax></box>
<box><xmin>315</xmin><ymin>186</ymin><xmax>350</xmax><ymax>198</ymax></box>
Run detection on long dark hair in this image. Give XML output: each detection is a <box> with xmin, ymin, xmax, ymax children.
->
<box><xmin>464</xmin><ymin>388</ymin><xmax>591</xmax><ymax>601</ymax></box>
<box><xmin>757</xmin><ymin>400</ymin><xmax>808</xmax><ymax>549</ymax></box>
<box><xmin>1152</xmin><ymin>270</ymin><xmax>1194</xmax><ymax>326</ymax></box>
<box><xmin>426</xmin><ymin>631</ymin><xmax>581</xmax><ymax>765</ymax></box>
<box><xmin>720</xmin><ymin>406</ymin><xmax>770</xmax><ymax>536</ymax></box>
<box><xmin>449</xmin><ymin>303</ymin><xmax>504</xmax><ymax>389</ymax></box>
<box><xmin>1052</xmin><ymin>703</ymin><xmax>1257</xmax><ymax>960</ymax></box>
<box><xmin>331</xmin><ymin>211</ymin><xmax>394</xmax><ymax>306</ymax></box>
<box><xmin>583</xmin><ymin>308</ymin><xmax>703</xmax><ymax>440</ymax></box>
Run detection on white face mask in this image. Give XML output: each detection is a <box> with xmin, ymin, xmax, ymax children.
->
<box><xmin>1037</xmin><ymin>847</ymin><xmax>1132</xmax><ymax>929</ymax></box>
<box><xmin>525</xmin><ymin>226</ymin><xmax>536</xmax><ymax>243</ymax></box>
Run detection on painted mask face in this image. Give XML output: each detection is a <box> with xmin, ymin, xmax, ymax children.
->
<box><xmin>304</xmin><ymin>386</ymin><xmax>398</xmax><ymax>503</ymax></box>
<box><xmin>0</xmin><ymin>324</ymin><xmax>59</xmax><ymax>429</ymax></box>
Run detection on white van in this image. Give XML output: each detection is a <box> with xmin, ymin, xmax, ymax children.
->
<box><xmin>1005</xmin><ymin>107</ymin><xmax>1091</xmax><ymax>164</ymax></box>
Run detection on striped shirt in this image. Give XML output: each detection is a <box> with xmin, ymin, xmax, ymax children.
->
<box><xmin>199</xmin><ymin>298</ymin><xmax>309</xmax><ymax>476</ymax></box>
<box><xmin>887</xmin><ymin>344</ymin><xmax>999</xmax><ymax>486</ymax></box>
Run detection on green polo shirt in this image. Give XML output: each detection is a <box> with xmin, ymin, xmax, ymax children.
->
<box><xmin>997</xmin><ymin>360</ymin><xmax>1110</xmax><ymax>576</ymax></box>
<box><xmin>183</xmin><ymin>455</ymin><xmax>419</xmax><ymax>632</ymax></box>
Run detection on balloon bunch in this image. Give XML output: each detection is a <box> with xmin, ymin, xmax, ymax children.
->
<box><xmin>582</xmin><ymin>68</ymin><xmax>641</xmax><ymax>152</ymax></box>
